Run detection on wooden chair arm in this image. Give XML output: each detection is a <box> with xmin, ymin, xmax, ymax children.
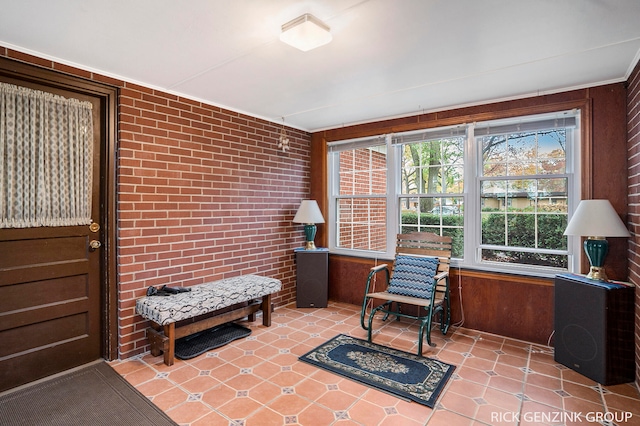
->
<box><xmin>434</xmin><ymin>271</ymin><xmax>449</xmax><ymax>281</ymax></box>
<box><xmin>370</xmin><ymin>263</ymin><xmax>389</xmax><ymax>273</ymax></box>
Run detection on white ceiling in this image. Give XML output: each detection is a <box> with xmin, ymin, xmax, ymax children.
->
<box><xmin>1</xmin><ymin>0</ymin><xmax>640</xmax><ymax>132</ymax></box>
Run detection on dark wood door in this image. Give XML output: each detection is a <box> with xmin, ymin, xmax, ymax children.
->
<box><xmin>0</xmin><ymin>75</ymin><xmax>105</xmax><ymax>392</ymax></box>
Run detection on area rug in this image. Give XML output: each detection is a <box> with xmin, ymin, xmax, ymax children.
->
<box><xmin>0</xmin><ymin>361</ymin><xmax>176</xmax><ymax>426</ymax></box>
<box><xmin>175</xmin><ymin>322</ymin><xmax>251</xmax><ymax>360</ymax></box>
<box><xmin>299</xmin><ymin>334</ymin><xmax>455</xmax><ymax>407</ymax></box>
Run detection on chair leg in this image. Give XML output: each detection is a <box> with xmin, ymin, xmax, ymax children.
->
<box><xmin>440</xmin><ymin>300</ymin><xmax>450</xmax><ymax>335</ymax></box>
<box><xmin>367</xmin><ymin>302</ymin><xmax>391</xmax><ymax>343</ymax></box>
<box><xmin>360</xmin><ymin>296</ymin><xmax>373</xmax><ymax>331</ymax></box>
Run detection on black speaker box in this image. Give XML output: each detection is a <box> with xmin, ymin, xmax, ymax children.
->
<box><xmin>296</xmin><ymin>249</ymin><xmax>328</xmax><ymax>308</ymax></box>
<box><xmin>554</xmin><ymin>273</ymin><xmax>635</xmax><ymax>385</ymax></box>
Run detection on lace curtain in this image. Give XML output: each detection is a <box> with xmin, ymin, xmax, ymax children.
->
<box><xmin>0</xmin><ymin>82</ymin><xmax>94</xmax><ymax>228</ymax></box>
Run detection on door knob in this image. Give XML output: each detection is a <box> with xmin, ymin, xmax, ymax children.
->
<box><xmin>89</xmin><ymin>240</ymin><xmax>102</xmax><ymax>251</ymax></box>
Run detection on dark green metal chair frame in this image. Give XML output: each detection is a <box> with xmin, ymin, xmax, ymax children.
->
<box><xmin>360</xmin><ymin>232</ymin><xmax>452</xmax><ymax>355</ymax></box>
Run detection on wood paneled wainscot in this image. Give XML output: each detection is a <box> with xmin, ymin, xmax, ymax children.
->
<box><xmin>329</xmin><ymin>254</ymin><xmax>553</xmax><ymax>345</ymax></box>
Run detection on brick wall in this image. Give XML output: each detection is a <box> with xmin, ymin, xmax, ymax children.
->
<box><xmin>1</xmin><ymin>48</ymin><xmax>312</xmax><ymax>360</ymax></box>
<box><xmin>627</xmin><ymin>58</ymin><xmax>640</xmax><ymax>387</ymax></box>
<box><xmin>117</xmin><ymin>83</ymin><xmax>311</xmax><ymax>358</ymax></box>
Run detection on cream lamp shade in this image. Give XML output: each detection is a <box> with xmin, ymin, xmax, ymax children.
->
<box><xmin>564</xmin><ymin>199</ymin><xmax>630</xmax><ymax>280</ymax></box>
<box><xmin>293</xmin><ymin>200</ymin><xmax>325</xmax><ymax>250</ymax></box>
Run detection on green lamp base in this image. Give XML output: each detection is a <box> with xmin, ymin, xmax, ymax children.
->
<box><xmin>303</xmin><ymin>223</ymin><xmax>317</xmax><ymax>250</ymax></box>
<box><xmin>584</xmin><ymin>237</ymin><xmax>608</xmax><ymax>281</ymax></box>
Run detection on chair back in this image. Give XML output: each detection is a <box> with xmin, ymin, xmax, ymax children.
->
<box><xmin>394</xmin><ymin>232</ymin><xmax>452</xmax><ymax>301</ymax></box>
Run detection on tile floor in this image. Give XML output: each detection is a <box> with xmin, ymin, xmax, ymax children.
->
<box><xmin>111</xmin><ymin>302</ymin><xmax>640</xmax><ymax>426</ymax></box>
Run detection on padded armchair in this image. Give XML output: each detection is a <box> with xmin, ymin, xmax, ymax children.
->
<box><xmin>360</xmin><ymin>232</ymin><xmax>452</xmax><ymax>355</ymax></box>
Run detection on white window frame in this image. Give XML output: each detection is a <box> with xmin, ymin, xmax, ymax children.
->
<box><xmin>326</xmin><ymin>110</ymin><xmax>581</xmax><ymax>277</ymax></box>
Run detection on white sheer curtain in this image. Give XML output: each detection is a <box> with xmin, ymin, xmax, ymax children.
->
<box><xmin>0</xmin><ymin>82</ymin><xmax>94</xmax><ymax>228</ymax></box>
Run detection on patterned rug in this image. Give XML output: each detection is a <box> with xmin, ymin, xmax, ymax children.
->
<box><xmin>299</xmin><ymin>334</ymin><xmax>455</xmax><ymax>407</ymax></box>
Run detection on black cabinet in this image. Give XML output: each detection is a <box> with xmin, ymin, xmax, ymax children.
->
<box><xmin>554</xmin><ymin>273</ymin><xmax>635</xmax><ymax>385</ymax></box>
<box><xmin>295</xmin><ymin>248</ymin><xmax>328</xmax><ymax>308</ymax></box>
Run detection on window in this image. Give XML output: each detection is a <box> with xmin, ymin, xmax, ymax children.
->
<box><xmin>395</xmin><ymin>128</ymin><xmax>466</xmax><ymax>258</ymax></box>
<box><xmin>327</xmin><ymin>110</ymin><xmax>580</xmax><ymax>276</ymax></box>
<box><xmin>328</xmin><ymin>137</ymin><xmax>388</xmax><ymax>253</ymax></box>
<box><xmin>477</xmin><ymin>118</ymin><xmax>574</xmax><ymax>270</ymax></box>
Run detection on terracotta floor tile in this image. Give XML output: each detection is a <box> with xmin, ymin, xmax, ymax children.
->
<box><xmin>526</xmin><ymin>372</ymin><xmax>562</xmax><ymax>389</ymax></box>
<box><xmin>439</xmin><ymin>389</ymin><xmax>479</xmax><ymax>418</ymax></box>
<box><xmin>603</xmin><ymin>393</ymin><xmax>640</xmax><ymax>415</ymax></box>
<box><xmin>604</xmin><ymin>382</ymin><xmax>640</xmax><ymax>399</ymax></box>
<box><xmin>248</xmin><ymin>380</ymin><xmax>281</xmax><ymax>405</ymax></box>
<box><xmin>189</xmin><ymin>354</ymin><xmax>225</xmax><ymax>371</ymax></box>
<box><xmin>347</xmin><ymin>398</ymin><xmax>389</xmax><ymax>425</ymax></box>
<box><xmin>217</xmin><ymin>395</ymin><xmax>262</xmax><ymax>419</ymax></box>
<box><xmin>166</xmin><ymin>400</ymin><xmax>213</xmax><ymax>424</ymax></box>
<box><xmin>391</xmin><ymin>398</ymin><xmax>432</xmax><ymax>424</ymax></box>
<box><xmin>297</xmin><ymin>402</ymin><xmax>337</xmax><ymax>426</ymax></box>
<box><xmin>470</xmin><ymin>346</ymin><xmax>500</xmax><ymax>362</ymax></box>
<box><xmin>482</xmin><ymin>386</ymin><xmax>522</xmax><ymax>412</ymax></box>
<box><xmin>295</xmin><ymin>377</ymin><xmax>328</xmax><ymax>401</ymax></box>
<box><xmin>527</xmin><ymin>359</ymin><xmax>563</xmax><ymax>378</ymax></box>
<box><xmin>316</xmin><ymin>388</ymin><xmax>358</xmax><ymax>411</ymax></box>
<box><xmin>209</xmin><ymin>362</ymin><xmax>241</xmax><ymax>382</ymax></box>
<box><xmin>245</xmin><ymin>406</ymin><xmax>287</xmax><ymax>426</ymax></box>
<box><xmin>224</xmin><ymin>371</ymin><xmax>264</xmax><ymax>391</ymax></box>
<box><xmin>562</xmin><ymin>395</ymin><xmax>604</xmax><ymax>415</ymax></box>
<box><xmin>190</xmin><ymin>410</ymin><xmax>230</xmax><ymax>426</ymax></box>
<box><xmin>268</xmin><ymin>370</ymin><xmax>306</xmax><ymax>387</ymax></box>
<box><xmin>151</xmin><ymin>386</ymin><xmax>190</xmax><ymax>411</ymax></box>
<box><xmin>201</xmin><ymin>383</ymin><xmax>236</xmax><ymax>408</ymax></box>
<box><xmin>134</xmin><ymin>377</ymin><xmax>176</xmax><ymax>397</ymax></box>
<box><xmin>109</xmin><ymin>358</ymin><xmax>146</xmax><ymax>375</ymax></box>
<box><xmin>523</xmin><ymin>383</ymin><xmax>564</xmax><ymax>409</ymax></box>
<box><xmin>267</xmin><ymin>393</ymin><xmax>311</xmax><ymax>416</ymax></box>
<box><xmin>121</xmin><ymin>364</ymin><xmax>160</xmax><ymax>386</ymax></box>
<box><xmin>180</xmin><ymin>374</ymin><xmax>220</xmax><ymax>394</ymax></box>
<box><xmin>493</xmin><ymin>362</ymin><xmax>526</xmax><ymax>382</ymax></box>
<box><xmin>519</xmin><ymin>400</ymin><xmax>567</xmax><ymax>426</ymax></box>
<box><xmin>561</xmin><ymin>381</ymin><xmax>602</xmax><ymax>404</ymax></box>
<box><xmin>487</xmin><ymin>375</ymin><xmax>525</xmax><ymax>394</ymax></box>
<box><xmin>167</xmin><ymin>364</ymin><xmax>201</xmax><ymax>385</ymax></box>
<box><xmin>426</xmin><ymin>408</ymin><xmax>475</xmax><ymax>426</ymax></box>
<box><xmin>474</xmin><ymin>404</ymin><xmax>518</xmax><ymax>426</ymax></box>
<box><xmin>113</xmin><ymin>302</ymin><xmax>640</xmax><ymax>426</ymax></box>
<box><xmin>455</xmin><ymin>368</ymin><xmax>489</xmax><ymax>388</ymax></box>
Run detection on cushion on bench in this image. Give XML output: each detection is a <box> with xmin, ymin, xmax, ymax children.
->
<box><xmin>135</xmin><ymin>274</ymin><xmax>282</xmax><ymax>325</ymax></box>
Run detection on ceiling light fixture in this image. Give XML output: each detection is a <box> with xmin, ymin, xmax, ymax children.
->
<box><xmin>280</xmin><ymin>13</ymin><xmax>332</xmax><ymax>52</ymax></box>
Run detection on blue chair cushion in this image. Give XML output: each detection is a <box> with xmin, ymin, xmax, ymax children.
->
<box><xmin>387</xmin><ymin>255</ymin><xmax>439</xmax><ymax>299</ymax></box>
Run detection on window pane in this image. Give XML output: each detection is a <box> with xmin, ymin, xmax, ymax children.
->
<box><xmin>507</xmin><ymin>213</ymin><xmax>535</xmax><ymax>248</ymax></box>
<box><xmin>481</xmin><ymin>249</ymin><xmax>567</xmax><ymax>269</ymax></box>
<box><xmin>399</xmin><ymin>195</ymin><xmax>463</xmax><ymax>258</ymax></box>
<box><xmin>482</xmin><ymin>212</ymin><xmax>506</xmax><ymax>245</ymax></box>
<box><xmin>537</xmin><ymin>214</ymin><xmax>568</xmax><ymax>250</ymax></box>
<box><xmin>481</xmin><ymin>180</ymin><xmax>507</xmax><ymax>212</ymax></box>
<box><xmin>481</xmin><ymin>135</ymin><xmax>507</xmax><ymax>177</ymax></box>
<box><xmin>537</xmin><ymin>130</ymin><xmax>566</xmax><ymax>174</ymax></box>
<box><xmin>338</xmin><ymin>146</ymin><xmax>386</xmax><ymax>195</ymax></box>
<box><xmin>481</xmin><ymin>129</ymin><xmax>567</xmax><ymax>178</ymax></box>
<box><xmin>400</xmin><ymin>137</ymin><xmax>464</xmax><ymax>195</ymax></box>
<box><xmin>336</xmin><ymin>198</ymin><xmax>386</xmax><ymax>251</ymax></box>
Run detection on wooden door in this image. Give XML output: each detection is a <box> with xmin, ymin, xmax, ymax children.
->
<box><xmin>0</xmin><ymin>60</ymin><xmax>115</xmax><ymax>392</ymax></box>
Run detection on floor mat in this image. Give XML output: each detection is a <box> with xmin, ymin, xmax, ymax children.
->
<box><xmin>0</xmin><ymin>361</ymin><xmax>176</xmax><ymax>426</ymax></box>
<box><xmin>175</xmin><ymin>322</ymin><xmax>252</xmax><ymax>360</ymax></box>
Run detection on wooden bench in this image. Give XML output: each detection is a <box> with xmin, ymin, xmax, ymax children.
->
<box><xmin>135</xmin><ymin>275</ymin><xmax>282</xmax><ymax>366</ymax></box>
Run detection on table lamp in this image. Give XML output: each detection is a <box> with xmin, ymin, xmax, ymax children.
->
<box><xmin>293</xmin><ymin>200</ymin><xmax>325</xmax><ymax>250</ymax></box>
<box><xmin>563</xmin><ymin>199</ymin><xmax>630</xmax><ymax>281</ymax></box>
